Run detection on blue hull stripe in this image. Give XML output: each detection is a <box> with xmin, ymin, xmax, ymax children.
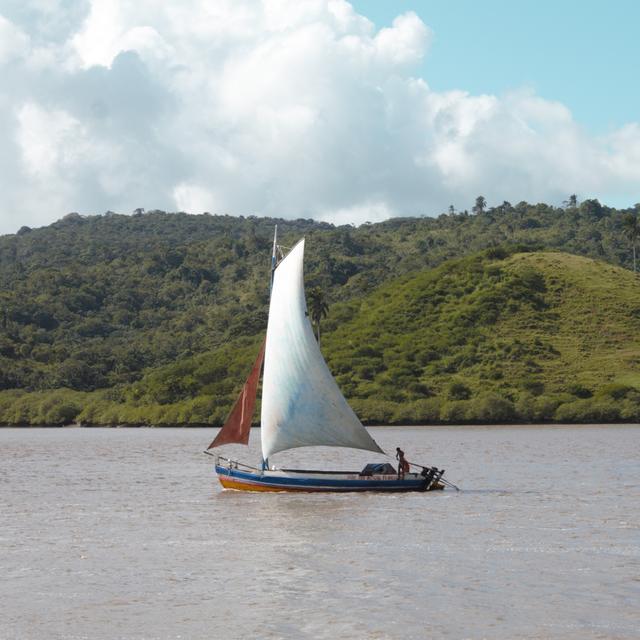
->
<box><xmin>216</xmin><ymin>465</ymin><xmax>428</xmax><ymax>491</ymax></box>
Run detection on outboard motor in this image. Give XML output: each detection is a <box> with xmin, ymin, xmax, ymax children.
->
<box><xmin>420</xmin><ymin>466</ymin><xmax>445</xmax><ymax>490</ymax></box>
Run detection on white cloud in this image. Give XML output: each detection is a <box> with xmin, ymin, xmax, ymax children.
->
<box><xmin>0</xmin><ymin>14</ymin><xmax>30</xmax><ymax>65</ymax></box>
<box><xmin>71</xmin><ymin>0</ymin><xmax>171</xmax><ymax>69</ymax></box>
<box><xmin>374</xmin><ymin>12</ymin><xmax>431</xmax><ymax>66</ymax></box>
<box><xmin>605</xmin><ymin>123</ymin><xmax>640</xmax><ymax>184</ymax></box>
<box><xmin>173</xmin><ymin>182</ymin><xmax>217</xmax><ymax>214</ymax></box>
<box><xmin>17</xmin><ymin>102</ymin><xmax>83</xmax><ymax>176</ymax></box>
<box><xmin>0</xmin><ymin>0</ymin><xmax>639</xmax><ymax>234</ymax></box>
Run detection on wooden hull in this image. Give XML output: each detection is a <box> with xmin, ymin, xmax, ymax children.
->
<box><xmin>215</xmin><ymin>464</ymin><xmax>444</xmax><ymax>493</ymax></box>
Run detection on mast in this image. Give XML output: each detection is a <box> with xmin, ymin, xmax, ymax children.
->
<box><xmin>271</xmin><ymin>224</ymin><xmax>278</xmax><ymax>288</ymax></box>
<box><xmin>208</xmin><ymin>226</ymin><xmax>278</xmax><ymax>462</ymax></box>
<box><xmin>262</xmin><ymin>225</ymin><xmax>278</xmax><ymax>471</ymax></box>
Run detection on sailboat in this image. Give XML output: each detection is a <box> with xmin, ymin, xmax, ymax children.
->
<box><xmin>205</xmin><ymin>229</ymin><xmax>450</xmax><ymax>492</ymax></box>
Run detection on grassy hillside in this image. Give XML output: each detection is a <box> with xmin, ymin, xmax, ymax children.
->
<box><xmin>2</xmin><ymin>245</ymin><xmax>639</xmax><ymax>425</ymax></box>
<box><xmin>324</xmin><ymin>249</ymin><xmax>640</xmax><ymax>423</ymax></box>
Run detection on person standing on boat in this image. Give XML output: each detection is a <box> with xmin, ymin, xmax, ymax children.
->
<box><xmin>396</xmin><ymin>447</ymin><xmax>410</xmax><ymax>478</ymax></box>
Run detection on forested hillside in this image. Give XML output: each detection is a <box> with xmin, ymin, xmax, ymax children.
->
<box><xmin>1</xmin><ymin>199</ymin><xmax>639</xmax><ymax>425</ymax></box>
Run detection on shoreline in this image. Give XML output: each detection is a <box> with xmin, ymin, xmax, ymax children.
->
<box><xmin>1</xmin><ymin>422</ymin><xmax>639</xmax><ymax>429</ymax></box>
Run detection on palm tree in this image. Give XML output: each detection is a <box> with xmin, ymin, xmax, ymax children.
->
<box><xmin>472</xmin><ymin>196</ymin><xmax>487</xmax><ymax>215</ymax></box>
<box><xmin>622</xmin><ymin>212</ymin><xmax>640</xmax><ymax>273</ymax></box>
<box><xmin>307</xmin><ymin>286</ymin><xmax>329</xmax><ymax>347</ymax></box>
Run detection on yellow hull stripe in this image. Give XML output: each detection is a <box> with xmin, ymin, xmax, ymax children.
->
<box><xmin>219</xmin><ymin>476</ymin><xmax>321</xmax><ymax>492</ymax></box>
<box><xmin>218</xmin><ymin>476</ymin><xmax>443</xmax><ymax>492</ymax></box>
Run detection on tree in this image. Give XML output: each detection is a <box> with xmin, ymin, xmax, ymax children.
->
<box><xmin>568</xmin><ymin>194</ymin><xmax>578</xmax><ymax>208</ymax></box>
<box><xmin>307</xmin><ymin>287</ymin><xmax>329</xmax><ymax>347</ymax></box>
<box><xmin>472</xmin><ymin>196</ymin><xmax>487</xmax><ymax>215</ymax></box>
<box><xmin>622</xmin><ymin>211</ymin><xmax>640</xmax><ymax>273</ymax></box>
<box><xmin>580</xmin><ymin>199</ymin><xmax>603</xmax><ymax>219</ymax></box>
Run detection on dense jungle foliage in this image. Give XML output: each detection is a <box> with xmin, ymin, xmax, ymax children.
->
<box><xmin>1</xmin><ymin>198</ymin><xmax>639</xmax><ymax>426</ymax></box>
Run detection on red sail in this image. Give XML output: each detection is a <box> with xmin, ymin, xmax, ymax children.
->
<box><xmin>207</xmin><ymin>341</ymin><xmax>265</xmax><ymax>449</ymax></box>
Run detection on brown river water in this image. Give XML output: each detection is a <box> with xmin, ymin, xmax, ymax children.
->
<box><xmin>1</xmin><ymin>425</ymin><xmax>639</xmax><ymax>639</ymax></box>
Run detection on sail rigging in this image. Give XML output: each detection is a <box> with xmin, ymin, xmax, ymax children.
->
<box><xmin>206</xmin><ymin>340</ymin><xmax>265</xmax><ymax>449</ymax></box>
<box><xmin>260</xmin><ymin>239</ymin><xmax>383</xmax><ymax>458</ymax></box>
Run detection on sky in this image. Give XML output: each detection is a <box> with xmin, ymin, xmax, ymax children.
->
<box><xmin>0</xmin><ymin>0</ymin><xmax>639</xmax><ymax>234</ymax></box>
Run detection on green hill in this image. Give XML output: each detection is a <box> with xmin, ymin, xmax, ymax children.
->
<box><xmin>1</xmin><ymin>238</ymin><xmax>639</xmax><ymax>425</ymax></box>
<box><xmin>1</xmin><ymin>200</ymin><xmax>639</xmax><ymax>394</ymax></box>
<box><xmin>324</xmin><ymin>249</ymin><xmax>640</xmax><ymax>423</ymax></box>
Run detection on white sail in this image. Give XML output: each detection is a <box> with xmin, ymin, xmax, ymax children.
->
<box><xmin>261</xmin><ymin>239</ymin><xmax>383</xmax><ymax>459</ymax></box>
